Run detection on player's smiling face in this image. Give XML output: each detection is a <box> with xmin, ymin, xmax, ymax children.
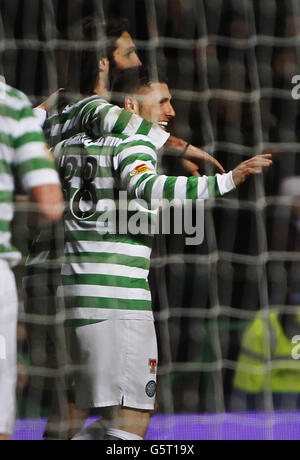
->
<box><xmin>137</xmin><ymin>82</ymin><xmax>176</xmax><ymax>132</ymax></box>
<box><xmin>113</xmin><ymin>31</ymin><xmax>142</xmax><ymax>70</ymax></box>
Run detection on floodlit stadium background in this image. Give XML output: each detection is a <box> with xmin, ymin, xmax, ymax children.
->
<box><xmin>2</xmin><ymin>0</ymin><xmax>300</xmax><ymax>440</ymax></box>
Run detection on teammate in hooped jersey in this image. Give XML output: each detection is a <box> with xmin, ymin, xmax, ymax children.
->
<box><xmin>28</xmin><ymin>17</ymin><xmax>272</xmax><ymax>440</ymax></box>
<box><xmin>53</xmin><ymin>66</ymin><xmax>272</xmax><ymax>441</ymax></box>
<box><xmin>28</xmin><ymin>17</ymin><xmax>227</xmax><ymax>440</ymax></box>
<box><xmin>37</xmin><ymin>17</ymin><xmax>225</xmax><ymax>175</ymax></box>
<box><xmin>0</xmin><ymin>77</ymin><xmax>63</xmax><ymax>440</ymax></box>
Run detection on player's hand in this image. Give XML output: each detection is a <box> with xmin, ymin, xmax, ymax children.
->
<box><xmin>232</xmin><ymin>154</ymin><xmax>273</xmax><ymax>186</ymax></box>
<box><xmin>184</xmin><ymin>144</ymin><xmax>225</xmax><ymax>174</ymax></box>
<box><xmin>181</xmin><ymin>158</ymin><xmax>202</xmax><ymax>177</ymax></box>
<box><xmin>37</xmin><ymin>88</ymin><xmax>64</xmax><ymax>113</ymax></box>
<box><xmin>166</xmin><ymin>136</ymin><xmax>225</xmax><ymax>174</ymax></box>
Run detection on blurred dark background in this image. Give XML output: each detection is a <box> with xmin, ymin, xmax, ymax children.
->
<box><xmin>2</xmin><ymin>0</ymin><xmax>300</xmax><ymax>415</ymax></box>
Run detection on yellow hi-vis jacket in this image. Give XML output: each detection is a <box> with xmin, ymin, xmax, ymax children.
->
<box><xmin>234</xmin><ymin>311</ymin><xmax>300</xmax><ymax>394</ymax></box>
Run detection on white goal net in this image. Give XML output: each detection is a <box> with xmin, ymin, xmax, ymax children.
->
<box><xmin>1</xmin><ymin>0</ymin><xmax>300</xmax><ymax>440</ymax></box>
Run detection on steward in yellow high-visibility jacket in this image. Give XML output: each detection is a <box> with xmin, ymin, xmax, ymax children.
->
<box><xmin>231</xmin><ymin>311</ymin><xmax>300</xmax><ymax>411</ymax></box>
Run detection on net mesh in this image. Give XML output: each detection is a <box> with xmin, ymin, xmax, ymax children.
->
<box><xmin>2</xmin><ymin>0</ymin><xmax>300</xmax><ymax>439</ymax></box>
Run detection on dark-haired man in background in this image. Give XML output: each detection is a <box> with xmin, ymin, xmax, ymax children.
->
<box><xmin>37</xmin><ymin>16</ymin><xmax>224</xmax><ymax>176</ymax></box>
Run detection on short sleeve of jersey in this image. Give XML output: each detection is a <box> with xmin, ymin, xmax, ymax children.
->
<box><xmin>13</xmin><ymin>93</ymin><xmax>60</xmax><ymax>192</ymax></box>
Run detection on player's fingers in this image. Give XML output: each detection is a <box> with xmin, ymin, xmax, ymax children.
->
<box><xmin>204</xmin><ymin>154</ymin><xmax>225</xmax><ymax>173</ymax></box>
<box><xmin>248</xmin><ymin>158</ymin><xmax>272</xmax><ymax>167</ymax></box>
<box><xmin>209</xmin><ymin>157</ymin><xmax>225</xmax><ymax>173</ymax></box>
<box><xmin>251</xmin><ymin>154</ymin><xmax>272</xmax><ymax>160</ymax></box>
<box><xmin>246</xmin><ymin>167</ymin><xmax>263</xmax><ymax>175</ymax></box>
<box><xmin>260</xmin><ymin>153</ymin><xmax>272</xmax><ymax>159</ymax></box>
<box><xmin>252</xmin><ymin>153</ymin><xmax>272</xmax><ymax>159</ymax></box>
<box><xmin>48</xmin><ymin>88</ymin><xmax>65</xmax><ymax>101</ymax></box>
<box><xmin>214</xmin><ymin>159</ymin><xmax>225</xmax><ymax>174</ymax></box>
<box><xmin>243</xmin><ymin>154</ymin><xmax>272</xmax><ymax>166</ymax></box>
<box><xmin>52</xmin><ymin>88</ymin><xmax>65</xmax><ymax>95</ymax></box>
<box><xmin>254</xmin><ymin>158</ymin><xmax>273</xmax><ymax>165</ymax></box>
<box><xmin>181</xmin><ymin>159</ymin><xmax>200</xmax><ymax>176</ymax></box>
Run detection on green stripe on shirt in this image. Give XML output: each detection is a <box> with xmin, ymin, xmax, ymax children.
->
<box><xmin>112</xmin><ymin>110</ymin><xmax>133</xmax><ymax>134</ymax></box>
<box><xmin>0</xmin><ymin>82</ymin><xmax>60</xmax><ymax>266</ymax></box>
<box><xmin>63</xmin><ymin>273</ymin><xmax>150</xmax><ymax>290</ymax></box>
<box><xmin>64</xmin><ymin>296</ymin><xmax>152</xmax><ymax>311</ymax></box>
<box><xmin>15</xmin><ymin>132</ymin><xmax>46</xmax><ymax>149</ymax></box>
<box><xmin>136</xmin><ymin>120</ymin><xmax>152</xmax><ymax>136</ymax></box>
<box><xmin>186</xmin><ymin>176</ymin><xmax>199</xmax><ymax>200</ymax></box>
<box><xmin>163</xmin><ymin>177</ymin><xmax>177</xmax><ymax>200</ymax></box>
<box><xmin>65</xmin><ymin>252</ymin><xmax>150</xmax><ymax>270</ymax></box>
<box><xmin>208</xmin><ymin>176</ymin><xmax>221</xmax><ymax>197</ymax></box>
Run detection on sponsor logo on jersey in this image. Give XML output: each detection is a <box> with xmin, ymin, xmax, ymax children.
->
<box><xmin>130</xmin><ymin>164</ymin><xmax>153</xmax><ymax>176</ymax></box>
<box><xmin>45</xmin><ymin>146</ymin><xmax>54</xmax><ymax>160</ymax></box>
<box><xmin>145</xmin><ymin>380</ymin><xmax>157</xmax><ymax>398</ymax></box>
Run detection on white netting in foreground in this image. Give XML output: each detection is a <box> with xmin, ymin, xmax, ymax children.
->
<box><xmin>2</xmin><ymin>0</ymin><xmax>300</xmax><ymax>439</ymax></box>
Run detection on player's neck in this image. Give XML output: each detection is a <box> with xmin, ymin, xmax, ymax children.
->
<box><xmin>94</xmin><ymin>74</ymin><xmax>110</xmax><ymax>99</ymax></box>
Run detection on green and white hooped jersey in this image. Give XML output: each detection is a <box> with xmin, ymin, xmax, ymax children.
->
<box><xmin>54</xmin><ymin>131</ymin><xmax>235</xmax><ymax>325</ymax></box>
<box><xmin>25</xmin><ymin>95</ymin><xmax>169</xmax><ymax>294</ymax></box>
<box><xmin>0</xmin><ymin>79</ymin><xmax>60</xmax><ymax>267</ymax></box>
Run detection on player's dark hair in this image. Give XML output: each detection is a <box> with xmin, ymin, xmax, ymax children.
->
<box><xmin>79</xmin><ymin>16</ymin><xmax>107</xmax><ymax>95</ymax></box>
<box><xmin>111</xmin><ymin>66</ymin><xmax>168</xmax><ymax>106</ymax></box>
<box><xmin>57</xmin><ymin>16</ymin><xmax>107</xmax><ymax>109</ymax></box>
<box><xmin>104</xmin><ymin>17</ymin><xmax>132</xmax><ymax>88</ymax></box>
<box><xmin>57</xmin><ymin>17</ymin><xmax>130</xmax><ymax>110</ymax></box>
<box><xmin>79</xmin><ymin>17</ymin><xmax>132</xmax><ymax>95</ymax></box>
<box><xmin>71</xmin><ymin>16</ymin><xmax>130</xmax><ymax>95</ymax></box>
<box><xmin>105</xmin><ymin>17</ymin><xmax>130</xmax><ymax>64</ymax></box>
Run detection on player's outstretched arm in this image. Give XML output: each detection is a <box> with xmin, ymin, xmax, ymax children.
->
<box><xmin>116</xmin><ymin>141</ymin><xmax>272</xmax><ymax>203</ymax></box>
<box><xmin>115</xmin><ymin>139</ymin><xmax>234</xmax><ymax>202</ymax></box>
<box><xmin>166</xmin><ymin>135</ymin><xmax>225</xmax><ymax>175</ymax></box>
<box><xmin>232</xmin><ymin>154</ymin><xmax>273</xmax><ymax>186</ymax></box>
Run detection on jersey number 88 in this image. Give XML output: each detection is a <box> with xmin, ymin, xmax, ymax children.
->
<box><xmin>59</xmin><ymin>155</ymin><xmax>98</xmax><ymax>220</ymax></box>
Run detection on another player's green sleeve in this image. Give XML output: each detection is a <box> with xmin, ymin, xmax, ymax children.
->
<box><xmin>14</xmin><ymin>104</ymin><xmax>60</xmax><ymax>191</ymax></box>
<box><xmin>81</xmin><ymin>99</ymin><xmax>169</xmax><ymax>150</ymax></box>
<box><xmin>44</xmin><ymin>96</ymin><xmax>169</xmax><ymax>150</ymax></box>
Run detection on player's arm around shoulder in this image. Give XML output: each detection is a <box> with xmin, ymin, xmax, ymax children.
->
<box><xmin>82</xmin><ymin>98</ymin><xmax>169</xmax><ymax>149</ymax></box>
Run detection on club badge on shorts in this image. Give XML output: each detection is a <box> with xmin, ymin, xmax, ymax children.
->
<box><xmin>145</xmin><ymin>380</ymin><xmax>157</xmax><ymax>398</ymax></box>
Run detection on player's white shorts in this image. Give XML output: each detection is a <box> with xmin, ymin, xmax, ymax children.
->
<box><xmin>69</xmin><ymin>319</ymin><xmax>158</xmax><ymax>411</ymax></box>
<box><xmin>0</xmin><ymin>259</ymin><xmax>18</xmax><ymax>435</ymax></box>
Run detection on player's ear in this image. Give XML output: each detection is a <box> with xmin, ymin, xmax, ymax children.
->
<box><xmin>99</xmin><ymin>58</ymin><xmax>109</xmax><ymax>72</ymax></box>
<box><xmin>124</xmin><ymin>95</ymin><xmax>139</xmax><ymax>114</ymax></box>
